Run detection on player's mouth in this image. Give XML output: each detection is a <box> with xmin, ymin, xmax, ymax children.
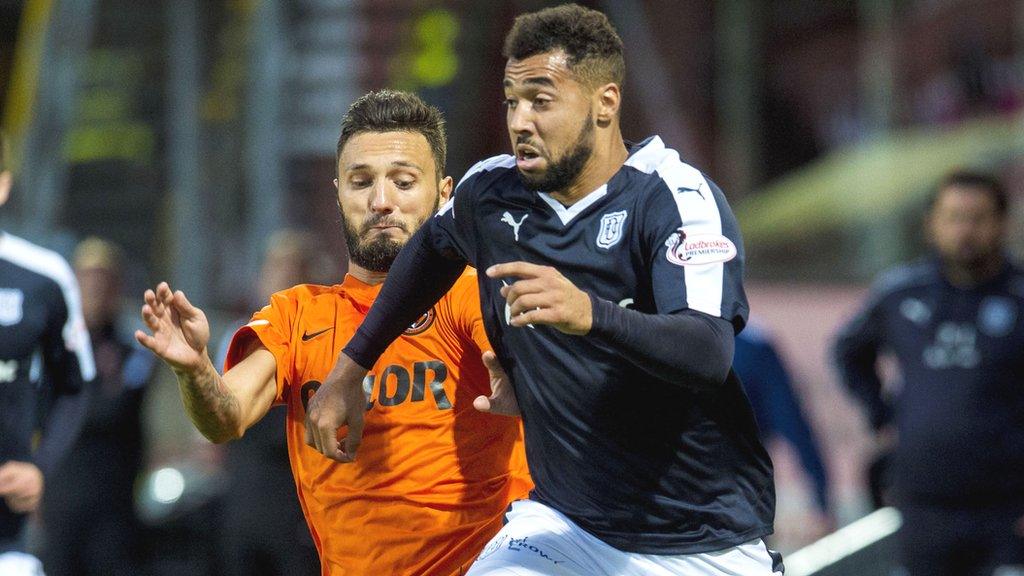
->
<box><xmin>516</xmin><ymin>145</ymin><xmax>544</xmax><ymax>171</ymax></box>
<box><xmin>363</xmin><ymin>219</ymin><xmax>406</xmax><ymax>235</ymax></box>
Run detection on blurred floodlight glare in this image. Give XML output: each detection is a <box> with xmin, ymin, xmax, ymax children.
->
<box><xmin>151</xmin><ymin>467</ymin><xmax>186</xmax><ymax>504</ymax></box>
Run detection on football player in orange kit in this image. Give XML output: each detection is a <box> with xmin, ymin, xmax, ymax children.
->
<box><xmin>136</xmin><ymin>90</ymin><xmax>531</xmax><ymax>575</ymax></box>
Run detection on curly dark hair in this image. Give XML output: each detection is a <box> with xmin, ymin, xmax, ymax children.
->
<box><xmin>930</xmin><ymin>170</ymin><xmax>1008</xmax><ymax>217</ymax></box>
<box><xmin>502</xmin><ymin>3</ymin><xmax>625</xmax><ymax>88</ymax></box>
<box><xmin>336</xmin><ymin>89</ymin><xmax>447</xmax><ymax>177</ymax></box>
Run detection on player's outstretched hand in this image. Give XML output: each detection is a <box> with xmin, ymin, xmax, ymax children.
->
<box><xmin>135</xmin><ymin>282</ymin><xmax>210</xmax><ymax>375</ymax></box>
<box><xmin>474</xmin><ymin>351</ymin><xmax>520</xmax><ymax>417</ymax></box>
<box><xmin>487</xmin><ymin>261</ymin><xmax>592</xmax><ymax>335</ymax></box>
<box><xmin>0</xmin><ymin>461</ymin><xmax>43</xmax><ymax>514</ymax></box>
<box><xmin>305</xmin><ymin>352</ymin><xmax>368</xmax><ymax>463</ymax></box>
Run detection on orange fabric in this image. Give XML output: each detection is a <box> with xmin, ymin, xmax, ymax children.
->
<box><xmin>225</xmin><ymin>269</ymin><xmax>531</xmax><ymax>576</ymax></box>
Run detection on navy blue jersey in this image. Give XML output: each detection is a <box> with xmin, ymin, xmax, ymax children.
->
<box><xmin>834</xmin><ymin>258</ymin><xmax>1024</xmax><ymax>506</ymax></box>
<box><xmin>0</xmin><ymin>232</ymin><xmax>94</xmax><ymax>543</ymax></box>
<box><xmin>426</xmin><ymin>136</ymin><xmax>775</xmax><ymax>553</ymax></box>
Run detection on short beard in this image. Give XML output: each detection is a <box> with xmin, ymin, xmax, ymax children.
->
<box><xmin>519</xmin><ymin>112</ymin><xmax>594</xmax><ymax>193</ymax></box>
<box><xmin>344</xmin><ymin>225</ymin><xmax>401</xmax><ymax>272</ymax></box>
<box><xmin>339</xmin><ymin>195</ymin><xmax>439</xmax><ymax>273</ymax></box>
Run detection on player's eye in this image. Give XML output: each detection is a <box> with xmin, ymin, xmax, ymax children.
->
<box><xmin>533</xmin><ymin>97</ymin><xmax>552</xmax><ymax>109</ymax></box>
<box><xmin>394</xmin><ymin>179</ymin><xmax>415</xmax><ymax>190</ymax></box>
<box><xmin>350</xmin><ymin>179</ymin><xmax>371</xmax><ymax>188</ymax></box>
<box><xmin>503</xmin><ymin>98</ymin><xmax>517</xmax><ymax>109</ymax></box>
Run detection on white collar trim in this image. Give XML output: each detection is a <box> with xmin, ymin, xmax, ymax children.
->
<box><xmin>537</xmin><ymin>184</ymin><xmax>608</xmax><ymax>226</ymax></box>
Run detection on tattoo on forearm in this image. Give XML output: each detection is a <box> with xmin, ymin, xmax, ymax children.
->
<box><xmin>177</xmin><ymin>361</ymin><xmax>241</xmax><ymax>442</ymax></box>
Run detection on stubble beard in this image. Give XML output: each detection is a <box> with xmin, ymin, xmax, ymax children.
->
<box><xmin>518</xmin><ymin>112</ymin><xmax>595</xmax><ymax>194</ymax></box>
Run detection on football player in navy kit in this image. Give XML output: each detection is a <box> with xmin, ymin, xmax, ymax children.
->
<box><xmin>308</xmin><ymin>5</ymin><xmax>780</xmax><ymax>575</ymax></box>
<box><xmin>835</xmin><ymin>171</ymin><xmax>1024</xmax><ymax>576</ymax></box>
<box><xmin>0</xmin><ymin>134</ymin><xmax>94</xmax><ymax>575</ymax></box>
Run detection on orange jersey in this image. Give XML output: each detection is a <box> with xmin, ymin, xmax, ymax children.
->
<box><xmin>225</xmin><ymin>269</ymin><xmax>532</xmax><ymax>576</ymax></box>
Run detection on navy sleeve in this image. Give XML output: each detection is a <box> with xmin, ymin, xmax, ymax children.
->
<box><xmin>644</xmin><ymin>178</ymin><xmax>749</xmax><ymax>333</ymax></box>
<box><xmin>589</xmin><ymin>296</ymin><xmax>733</xmax><ymax>391</ymax></box>
<box><xmin>755</xmin><ymin>339</ymin><xmax>830</xmax><ymax>513</ymax></box>
<box><xmin>34</xmin><ymin>277</ymin><xmax>94</xmax><ymax>477</ymax></box>
<box><xmin>833</xmin><ymin>294</ymin><xmax>891</xmax><ymax>430</ymax></box>
<box><xmin>343</xmin><ymin>176</ymin><xmax>478</xmax><ymax>369</ymax></box>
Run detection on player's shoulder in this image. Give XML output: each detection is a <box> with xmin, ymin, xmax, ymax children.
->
<box><xmin>621</xmin><ymin>135</ymin><xmax>711</xmax><ymax>199</ymax></box>
<box><xmin>870</xmin><ymin>259</ymin><xmax>939</xmax><ymax>301</ymax></box>
<box><xmin>268</xmin><ymin>283</ymin><xmax>344</xmax><ymax>311</ymax></box>
<box><xmin>457</xmin><ymin>154</ymin><xmax>517</xmax><ymax>186</ymax></box>
<box><xmin>1003</xmin><ymin>262</ymin><xmax>1024</xmax><ymax>299</ymax></box>
<box><xmin>0</xmin><ymin>232</ymin><xmax>76</xmax><ymax>298</ymax></box>
<box><xmin>455</xmin><ymin>154</ymin><xmax>518</xmax><ymax>197</ymax></box>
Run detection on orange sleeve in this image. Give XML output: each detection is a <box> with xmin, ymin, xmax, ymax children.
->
<box><xmin>223</xmin><ymin>289</ymin><xmax>299</xmax><ymax>404</ymax></box>
<box><xmin>453</xmin><ymin>269</ymin><xmax>492</xmax><ymax>355</ymax></box>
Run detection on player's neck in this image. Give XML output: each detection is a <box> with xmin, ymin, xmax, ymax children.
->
<box><xmin>349</xmin><ymin>263</ymin><xmax>388</xmax><ymax>286</ymax></box>
<box><xmin>550</xmin><ymin>133</ymin><xmax>628</xmax><ymax>207</ymax></box>
<box><xmin>942</xmin><ymin>254</ymin><xmax>1004</xmax><ymax>288</ymax></box>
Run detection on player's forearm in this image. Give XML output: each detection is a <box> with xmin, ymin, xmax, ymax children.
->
<box><xmin>832</xmin><ymin>334</ymin><xmax>890</xmax><ymax>429</ymax></box>
<box><xmin>588</xmin><ymin>297</ymin><xmax>733</xmax><ymax>390</ymax></box>
<box><xmin>33</xmin><ymin>384</ymin><xmax>88</xmax><ymax>478</ymax></box>
<box><xmin>173</xmin><ymin>357</ymin><xmax>244</xmax><ymax>443</ymax></box>
<box><xmin>833</xmin><ymin>357</ymin><xmax>890</xmax><ymax>430</ymax></box>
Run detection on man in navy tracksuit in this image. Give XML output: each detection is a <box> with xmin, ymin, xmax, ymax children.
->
<box><xmin>834</xmin><ymin>171</ymin><xmax>1024</xmax><ymax>576</ymax></box>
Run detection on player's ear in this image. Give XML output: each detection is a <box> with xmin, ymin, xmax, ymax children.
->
<box><xmin>438</xmin><ymin>176</ymin><xmax>453</xmax><ymax>205</ymax></box>
<box><xmin>595</xmin><ymin>83</ymin><xmax>621</xmax><ymax>127</ymax></box>
<box><xmin>0</xmin><ymin>171</ymin><xmax>10</xmax><ymax>207</ymax></box>
<box><xmin>333</xmin><ymin>177</ymin><xmax>340</xmax><ymax>191</ymax></box>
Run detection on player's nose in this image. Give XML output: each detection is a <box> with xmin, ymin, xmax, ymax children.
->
<box><xmin>369</xmin><ymin>181</ymin><xmax>397</xmax><ymax>214</ymax></box>
<box><xmin>507</xmin><ymin>105</ymin><xmax>535</xmax><ymax>136</ymax></box>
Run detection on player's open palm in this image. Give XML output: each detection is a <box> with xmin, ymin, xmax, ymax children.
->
<box><xmin>135</xmin><ymin>281</ymin><xmax>210</xmax><ymax>374</ymax></box>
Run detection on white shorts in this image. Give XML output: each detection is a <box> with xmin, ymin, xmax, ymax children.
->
<box><xmin>0</xmin><ymin>552</ymin><xmax>45</xmax><ymax>576</ymax></box>
<box><xmin>468</xmin><ymin>500</ymin><xmax>781</xmax><ymax>576</ymax></box>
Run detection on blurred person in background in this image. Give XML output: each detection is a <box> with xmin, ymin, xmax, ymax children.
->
<box><xmin>136</xmin><ymin>90</ymin><xmax>530</xmax><ymax>575</ymax></box>
<box><xmin>834</xmin><ymin>171</ymin><xmax>1024</xmax><ymax>576</ymax></box>
<box><xmin>41</xmin><ymin>237</ymin><xmax>155</xmax><ymax>576</ymax></box>
<box><xmin>212</xmin><ymin>229</ymin><xmax>326</xmax><ymax>576</ymax></box>
<box><xmin>0</xmin><ymin>133</ymin><xmax>94</xmax><ymax>575</ymax></box>
<box><xmin>733</xmin><ymin>323</ymin><xmax>832</xmax><ymax>541</ymax></box>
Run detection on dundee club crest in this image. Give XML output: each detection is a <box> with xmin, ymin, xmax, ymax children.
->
<box><xmin>596</xmin><ymin>211</ymin><xmax>628</xmax><ymax>249</ymax></box>
<box><xmin>0</xmin><ymin>289</ymin><xmax>24</xmax><ymax>326</ymax></box>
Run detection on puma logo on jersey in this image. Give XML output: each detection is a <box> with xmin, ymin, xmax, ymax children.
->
<box><xmin>676</xmin><ymin>183</ymin><xmax>705</xmax><ymax>199</ymax></box>
<box><xmin>501</xmin><ymin>211</ymin><xmax>528</xmax><ymax>242</ymax></box>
